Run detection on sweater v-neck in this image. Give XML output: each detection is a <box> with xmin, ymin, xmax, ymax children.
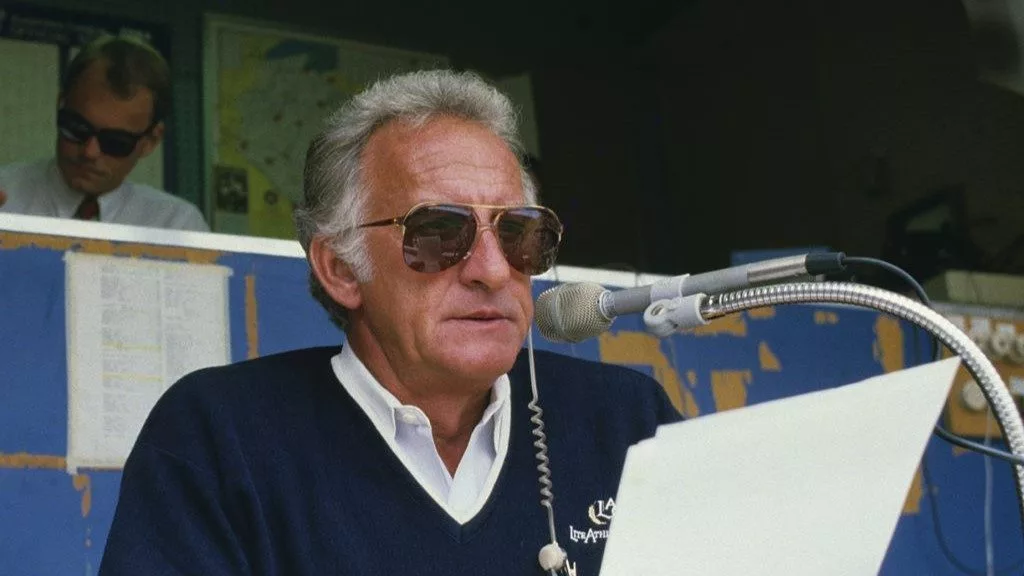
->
<box><xmin>321</xmin><ymin>357</ymin><xmax>527</xmax><ymax>543</ymax></box>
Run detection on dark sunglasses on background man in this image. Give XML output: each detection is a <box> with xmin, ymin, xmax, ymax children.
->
<box><xmin>358</xmin><ymin>202</ymin><xmax>564</xmax><ymax>275</ymax></box>
<box><xmin>57</xmin><ymin>108</ymin><xmax>155</xmax><ymax>158</ymax></box>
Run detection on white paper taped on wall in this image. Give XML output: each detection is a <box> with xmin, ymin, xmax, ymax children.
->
<box><xmin>64</xmin><ymin>252</ymin><xmax>232</xmax><ymax>473</ymax></box>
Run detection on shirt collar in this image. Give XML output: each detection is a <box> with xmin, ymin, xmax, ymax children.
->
<box><xmin>46</xmin><ymin>158</ymin><xmax>129</xmax><ymax>220</ymax></box>
<box><xmin>481</xmin><ymin>373</ymin><xmax>510</xmax><ymax>453</ymax></box>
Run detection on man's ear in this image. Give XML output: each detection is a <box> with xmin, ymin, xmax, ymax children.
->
<box><xmin>309</xmin><ymin>236</ymin><xmax>362</xmax><ymax>310</ymax></box>
<box><xmin>137</xmin><ymin>121</ymin><xmax>165</xmax><ymax>159</ymax></box>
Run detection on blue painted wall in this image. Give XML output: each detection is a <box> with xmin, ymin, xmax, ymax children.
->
<box><xmin>0</xmin><ymin>232</ymin><xmax>1021</xmax><ymax>574</ymax></box>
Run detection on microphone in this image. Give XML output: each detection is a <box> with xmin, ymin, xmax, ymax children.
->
<box><xmin>535</xmin><ymin>252</ymin><xmax>846</xmax><ymax>343</ymax></box>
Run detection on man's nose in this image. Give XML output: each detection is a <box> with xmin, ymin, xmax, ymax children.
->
<box><xmin>459</xmin><ymin>225</ymin><xmax>512</xmax><ymax>290</ymax></box>
<box><xmin>81</xmin><ymin>136</ymin><xmax>103</xmax><ymax>159</ymax></box>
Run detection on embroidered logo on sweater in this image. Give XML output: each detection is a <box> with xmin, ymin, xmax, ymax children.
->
<box><xmin>568</xmin><ymin>497</ymin><xmax>615</xmax><ymax>544</ymax></box>
<box><xmin>587</xmin><ymin>497</ymin><xmax>615</xmax><ymax>525</ymax></box>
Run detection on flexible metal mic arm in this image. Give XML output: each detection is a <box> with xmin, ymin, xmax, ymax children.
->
<box><xmin>644</xmin><ymin>280</ymin><xmax>1024</xmax><ymax>540</ymax></box>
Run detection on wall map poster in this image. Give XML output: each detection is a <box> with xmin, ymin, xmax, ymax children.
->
<box><xmin>204</xmin><ymin>16</ymin><xmax>447</xmax><ymax>239</ymax></box>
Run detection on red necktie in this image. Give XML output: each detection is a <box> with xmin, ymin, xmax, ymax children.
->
<box><xmin>73</xmin><ymin>196</ymin><xmax>100</xmax><ymax>221</ymax></box>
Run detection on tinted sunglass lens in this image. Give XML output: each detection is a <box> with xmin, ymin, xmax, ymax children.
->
<box><xmin>58</xmin><ymin>126</ymin><xmax>84</xmax><ymax>143</ymax></box>
<box><xmin>57</xmin><ymin>116</ymin><xmax>91</xmax><ymax>144</ymax></box>
<box><xmin>498</xmin><ymin>208</ymin><xmax>562</xmax><ymax>275</ymax></box>
<box><xmin>402</xmin><ymin>205</ymin><xmax>476</xmax><ymax>273</ymax></box>
<box><xmin>97</xmin><ymin>135</ymin><xmax>137</xmax><ymax>158</ymax></box>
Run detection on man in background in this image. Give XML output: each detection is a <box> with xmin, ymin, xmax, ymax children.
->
<box><xmin>100</xmin><ymin>70</ymin><xmax>677</xmax><ymax>575</ymax></box>
<box><xmin>0</xmin><ymin>35</ymin><xmax>208</xmax><ymax>231</ymax></box>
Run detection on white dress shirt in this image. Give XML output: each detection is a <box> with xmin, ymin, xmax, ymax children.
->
<box><xmin>331</xmin><ymin>345</ymin><xmax>511</xmax><ymax>524</ymax></box>
<box><xmin>0</xmin><ymin>159</ymin><xmax>209</xmax><ymax>231</ymax></box>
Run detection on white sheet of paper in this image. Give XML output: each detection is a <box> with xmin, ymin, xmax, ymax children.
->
<box><xmin>65</xmin><ymin>252</ymin><xmax>232</xmax><ymax>473</ymax></box>
<box><xmin>600</xmin><ymin>357</ymin><xmax>961</xmax><ymax>576</ymax></box>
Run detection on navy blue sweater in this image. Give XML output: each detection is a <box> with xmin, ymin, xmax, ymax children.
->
<box><xmin>100</xmin><ymin>347</ymin><xmax>679</xmax><ymax>576</ymax></box>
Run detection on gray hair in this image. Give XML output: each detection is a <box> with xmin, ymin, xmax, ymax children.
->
<box><xmin>294</xmin><ymin>69</ymin><xmax>537</xmax><ymax>331</ymax></box>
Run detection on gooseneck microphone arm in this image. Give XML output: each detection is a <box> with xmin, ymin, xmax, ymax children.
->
<box><xmin>647</xmin><ymin>281</ymin><xmax>1024</xmax><ymax>541</ymax></box>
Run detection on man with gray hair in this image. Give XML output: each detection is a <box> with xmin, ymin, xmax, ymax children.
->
<box><xmin>101</xmin><ymin>70</ymin><xmax>678</xmax><ymax>576</ymax></box>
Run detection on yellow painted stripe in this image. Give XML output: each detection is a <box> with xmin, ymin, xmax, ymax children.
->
<box><xmin>0</xmin><ymin>452</ymin><xmax>66</xmax><ymax>470</ymax></box>
<box><xmin>246</xmin><ymin>274</ymin><xmax>260</xmax><ymax>359</ymax></box>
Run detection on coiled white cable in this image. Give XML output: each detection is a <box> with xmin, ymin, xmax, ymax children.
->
<box><xmin>526</xmin><ymin>329</ymin><xmax>569</xmax><ymax>574</ymax></box>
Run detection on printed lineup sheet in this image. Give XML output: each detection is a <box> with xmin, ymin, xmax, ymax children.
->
<box><xmin>600</xmin><ymin>358</ymin><xmax>962</xmax><ymax>576</ymax></box>
<box><xmin>64</xmin><ymin>253</ymin><xmax>232</xmax><ymax>473</ymax></box>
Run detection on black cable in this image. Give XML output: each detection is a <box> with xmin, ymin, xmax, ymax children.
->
<box><xmin>921</xmin><ymin>458</ymin><xmax>1024</xmax><ymax>575</ymax></box>
<box><xmin>933</xmin><ymin>425</ymin><xmax>1024</xmax><ymax>466</ymax></box>
<box><xmin>842</xmin><ymin>256</ymin><xmax>938</xmax><ymax>360</ymax></box>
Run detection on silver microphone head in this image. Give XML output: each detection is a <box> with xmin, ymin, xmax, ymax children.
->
<box><xmin>534</xmin><ymin>282</ymin><xmax>613</xmax><ymax>343</ymax></box>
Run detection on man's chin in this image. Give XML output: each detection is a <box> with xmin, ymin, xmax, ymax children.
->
<box><xmin>66</xmin><ymin>175</ymin><xmax>112</xmax><ymax>196</ymax></box>
<box><xmin>440</xmin><ymin>344</ymin><xmax>521</xmax><ymax>380</ymax></box>
<box><xmin>59</xmin><ymin>163</ymin><xmax>112</xmax><ymax>196</ymax></box>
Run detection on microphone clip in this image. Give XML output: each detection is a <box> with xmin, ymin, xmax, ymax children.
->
<box><xmin>642</xmin><ymin>294</ymin><xmax>708</xmax><ymax>337</ymax></box>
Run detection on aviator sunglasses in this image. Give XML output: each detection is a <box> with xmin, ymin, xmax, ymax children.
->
<box><xmin>358</xmin><ymin>202</ymin><xmax>564</xmax><ymax>275</ymax></box>
<box><xmin>57</xmin><ymin>108</ymin><xmax>155</xmax><ymax>158</ymax></box>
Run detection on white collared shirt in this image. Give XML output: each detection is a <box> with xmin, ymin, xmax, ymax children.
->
<box><xmin>331</xmin><ymin>346</ymin><xmax>511</xmax><ymax>524</ymax></box>
<box><xmin>0</xmin><ymin>158</ymin><xmax>208</xmax><ymax>231</ymax></box>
